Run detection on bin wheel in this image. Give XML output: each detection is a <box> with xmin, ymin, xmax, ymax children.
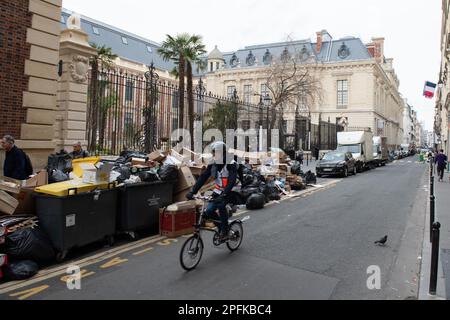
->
<box><xmin>105</xmin><ymin>235</ymin><xmax>115</xmax><ymax>247</ymax></box>
<box><xmin>56</xmin><ymin>250</ymin><xmax>68</xmax><ymax>263</ymax></box>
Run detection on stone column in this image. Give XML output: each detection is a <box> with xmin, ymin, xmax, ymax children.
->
<box><xmin>55</xmin><ymin>20</ymin><xmax>97</xmax><ymax>152</ymax></box>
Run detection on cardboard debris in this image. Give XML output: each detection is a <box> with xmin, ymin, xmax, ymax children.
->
<box><xmin>175</xmin><ymin>166</ymin><xmax>196</xmax><ymax>193</ymax></box>
<box><xmin>167</xmin><ymin>200</ymin><xmax>197</xmax><ymax>211</ymax></box>
<box><xmin>0</xmin><ymin>190</ymin><xmax>19</xmax><ymax>215</ymax></box>
<box><xmin>148</xmin><ymin>150</ymin><xmax>168</xmax><ymax>162</ymax></box>
<box><xmin>80</xmin><ymin>162</ymin><xmax>114</xmax><ymax>184</ymax></box>
<box><xmin>131</xmin><ymin>158</ymin><xmax>156</xmax><ymax>167</ymax></box>
<box><xmin>0</xmin><ymin>176</ymin><xmax>21</xmax><ymax>194</ymax></box>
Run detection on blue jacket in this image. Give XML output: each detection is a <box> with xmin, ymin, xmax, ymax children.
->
<box><xmin>3</xmin><ymin>146</ymin><xmax>28</xmax><ymax>180</ymax></box>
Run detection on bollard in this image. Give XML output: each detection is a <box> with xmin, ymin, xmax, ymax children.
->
<box><xmin>430</xmin><ymin>195</ymin><xmax>435</xmax><ymax>243</ymax></box>
<box><xmin>429</xmin><ymin>222</ymin><xmax>441</xmax><ymax>296</ymax></box>
<box><xmin>430</xmin><ymin>159</ymin><xmax>434</xmax><ymax>176</ymax></box>
<box><xmin>430</xmin><ymin>175</ymin><xmax>434</xmax><ymax>196</ymax></box>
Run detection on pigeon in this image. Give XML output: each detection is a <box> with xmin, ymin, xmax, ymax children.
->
<box><xmin>375</xmin><ymin>235</ymin><xmax>388</xmax><ymax>246</ymax></box>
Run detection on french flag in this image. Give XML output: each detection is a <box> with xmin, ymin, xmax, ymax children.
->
<box><xmin>423</xmin><ymin>81</ymin><xmax>437</xmax><ymax>99</ymax></box>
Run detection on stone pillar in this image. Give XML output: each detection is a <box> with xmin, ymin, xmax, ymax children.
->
<box><xmin>55</xmin><ymin>20</ymin><xmax>97</xmax><ymax>152</ymax></box>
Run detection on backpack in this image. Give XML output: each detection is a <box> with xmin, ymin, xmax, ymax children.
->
<box><xmin>23</xmin><ymin>150</ymin><xmax>33</xmax><ymax>177</ymax></box>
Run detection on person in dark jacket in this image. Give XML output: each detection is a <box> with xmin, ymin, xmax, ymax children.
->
<box><xmin>187</xmin><ymin>142</ymin><xmax>237</xmax><ymax>241</ymax></box>
<box><xmin>1</xmin><ymin>135</ymin><xmax>29</xmax><ymax>180</ymax></box>
<box><xmin>69</xmin><ymin>142</ymin><xmax>89</xmax><ymax>159</ymax></box>
<box><xmin>435</xmin><ymin>150</ymin><xmax>448</xmax><ymax>182</ymax></box>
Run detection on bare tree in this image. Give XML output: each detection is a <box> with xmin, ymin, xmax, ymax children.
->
<box><xmin>263</xmin><ymin>41</ymin><xmax>322</xmax><ymax>142</ymax></box>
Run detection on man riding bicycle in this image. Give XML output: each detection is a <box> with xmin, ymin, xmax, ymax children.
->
<box><xmin>186</xmin><ymin>141</ymin><xmax>238</xmax><ymax>242</ymax></box>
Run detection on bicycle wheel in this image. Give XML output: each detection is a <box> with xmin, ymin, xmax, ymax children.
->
<box><xmin>180</xmin><ymin>235</ymin><xmax>204</xmax><ymax>271</ymax></box>
<box><xmin>226</xmin><ymin>222</ymin><xmax>243</xmax><ymax>252</ymax></box>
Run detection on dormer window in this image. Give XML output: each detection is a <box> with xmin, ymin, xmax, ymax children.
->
<box><xmin>147</xmin><ymin>45</ymin><xmax>152</xmax><ymax>53</ymax></box>
<box><xmin>263</xmin><ymin>49</ymin><xmax>272</xmax><ymax>65</ymax></box>
<box><xmin>299</xmin><ymin>45</ymin><xmax>309</xmax><ymax>61</ymax></box>
<box><xmin>338</xmin><ymin>42</ymin><xmax>350</xmax><ymax>59</ymax></box>
<box><xmin>92</xmin><ymin>26</ymin><xmax>100</xmax><ymax>35</ymax></box>
<box><xmin>281</xmin><ymin>47</ymin><xmax>290</xmax><ymax>62</ymax></box>
<box><xmin>121</xmin><ymin>37</ymin><xmax>128</xmax><ymax>45</ymax></box>
<box><xmin>246</xmin><ymin>51</ymin><xmax>256</xmax><ymax>66</ymax></box>
<box><xmin>230</xmin><ymin>53</ymin><xmax>239</xmax><ymax>68</ymax></box>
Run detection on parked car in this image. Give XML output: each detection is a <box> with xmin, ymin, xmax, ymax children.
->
<box><xmin>316</xmin><ymin>151</ymin><xmax>357</xmax><ymax>178</ymax></box>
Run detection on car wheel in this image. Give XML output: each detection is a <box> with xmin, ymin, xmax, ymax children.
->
<box><xmin>343</xmin><ymin>167</ymin><xmax>348</xmax><ymax>178</ymax></box>
<box><xmin>317</xmin><ymin>173</ymin><xmax>322</xmax><ymax>178</ymax></box>
<box><xmin>353</xmin><ymin>166</ymin><xmax>357</xmax><ymax>175</ymax></box>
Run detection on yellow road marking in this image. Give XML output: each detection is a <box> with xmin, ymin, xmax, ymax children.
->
<box><xmin>132</xmin><ymin>247</ymin><xmax>154</xmax><ymax>256</ymax></box>
<box><xmin>157</xmin><ymin>239</ymin><xmax>178</xmax><ymax>246</ymax></box>
<box><xmin>100</xmin><ymin>257</ymin><xmax>129</xmax><ymax>269</ymax></box>
<box><xmin>60</xmin><ymin>269</ymin><xmax>95</xmax><ymax>283</ymax></box>
<box><xmin>0</xmin><ymin>235</ymin><xmax>165</xmax><ymax>295</ymax></box>
<box><xmin>9</xmin><ymin>285</ymin><xmax>49</xmax><ymax>300</ymax></box>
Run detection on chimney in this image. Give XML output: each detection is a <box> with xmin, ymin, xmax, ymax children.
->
<box><xmin>366</xmin><ymin>42</ymin><xmax>376</xmax><ymax>58</ymax></box>
<box><xmin>316</xmin><ymin>31</ymin><xmax>323</xmax><ymax>53</ymax></box>
<box><xmin>371</xmin><ymin>37</ymin><xmax>385</xmax><ymax>61</ymax></box>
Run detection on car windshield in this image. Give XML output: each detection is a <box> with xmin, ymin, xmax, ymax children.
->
<box><xmin>323</xmin><ymin>153</ymin><xmax>345</xmax><ymax>161</ymax></box>
<box><xmin>337</xmin><ymin>144</ymin><xmax>361</xmax><ymax>154</ymax></box>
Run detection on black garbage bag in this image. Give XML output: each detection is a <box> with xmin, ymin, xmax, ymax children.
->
<box><xmin>227</xmin><ymin>191</ymin><xmax>246</xmax><ymax>206</ymax></box>
<box><xmin>47</xmin><ymin>151</ymin><xmax>72</xmax><ymax>173</ymax></box>
<box><xmin>239</xmin><ymin>187</ymin><xmax>260</xmax><ymax>201</ymax></box>
<box><xmin>4</xmin><ymin>260</ymin><xmax>39</xmax><ymax>281</ymax></box>
<box><xmin>246</xmin><ymin>193</ymin><xmax>266</xmax><ymax>210</ymax></box>
<box><xmin>115</xmin><ymin>166</ymin><xmax>131</xmax><ymax>183</ymax></box>
<box><xmin>242</xmin><ymin>163</ymin><xmax>254</xmax><ymax>175</ymax></box>
<box><xmin>291</xmin><ymin>161</ymin><xmax>302</xmax><ymax>175</ymax></box>
<box><xmin>5</xmin><ymin>228</ymin><xmax>55</xmax><ymax>265</ymax></box>
<box><xmin>138</xmin><ymin>171</ymin><xmax>160</xmax><ymax>183</ymax></box>
<box><xmin>119</xmin><ymin>150</ymin><xmax>148</xmax><ymax>163</ymax></box>
<box><xmin>49</xmin><ymin>169</ymin><xmax>69</xmax><ymax>183</ymax></box>
<box><xmin>158</xmin><ymin>164</ymin><xmax>179</xmax><ymax>181</ymax></box>
<box><xmin>261</xmin><ymin>182</ymin><xmax>280</xmax><ymax>201</ymax></box>
<box><xmin>304</xmin><ymin>171</ymin><xmax>317</xmax><ymax>185</ymax></box>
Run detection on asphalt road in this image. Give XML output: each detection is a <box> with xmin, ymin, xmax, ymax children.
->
<box><xmin>0</xmin><ymin>159</ymin><xmax>428</xmax><ymax>300</ymax></box>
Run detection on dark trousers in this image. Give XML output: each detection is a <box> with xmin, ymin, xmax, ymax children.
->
<box><xmin>206</xmin><ymin>199</ymin><xmax>229</xmax><ymax>233</ymax></box>
<box><xmin>437</xmin><ymin>165</ymin><xmax>446</xmax><ymax>180</ymax></box>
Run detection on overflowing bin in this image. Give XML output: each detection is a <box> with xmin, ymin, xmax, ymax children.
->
<box><xmin>117</xmin><ymin>181</ymin><xmax>175</xmax><ymax>239</ymax></box>
<box><xmin>35</xmin><ymin>183</ymin><xmax>118</xmax><ymax>262</ymax></box>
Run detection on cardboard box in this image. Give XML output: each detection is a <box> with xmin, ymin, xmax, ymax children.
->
<box><xmin>80</xmin><ymin>162</ymin><xmax>114</xmax><ymax>184</ymax></box>
<box><xmin>0</xmin><ymin>190</ymin><xmax>19</xmax><ymax>215</ymax></box>
<box><xmin>176</xmin><ymin>166</ymin><xmax>196</xmax><ymax>193</ymax></box>
<box><xmin>0</xmin><ymin>176</ymin><xmax>21</xmax><ymax>194</ymax></box>
<box><xmin>189</xmin><ymin>165</ymin><xmax>207</xmax><ymax>177</ymax></box>
<box><xmin>24</xmin><ymin>170</ymin><xmax>48</xmax><ymax>188</ymax></box>
<box><xmin>148</xmin><ymin>150</ymin><xmax>167</xmax><ymax>162</ymax></box>
<box><xmin>13</xmin><ymin>187</ymin><xmax>35</xmax><ymax>215</ymax></box>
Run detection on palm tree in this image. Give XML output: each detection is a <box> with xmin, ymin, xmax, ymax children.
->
<box><xmin>88</xmin><ymin>43</ymin><xmax>117</xmax><ymax>152</ymax></box>
<box><xmin>184</xmin><ymin>35</ymin><xmax>206</xmax><ymax>150</ymax></box>
<box><xmin>158</xmin><ymin>34</ymin><xmax>191</xmax><ymax>129</ymax></box>
<box><xmin>159</xmin><ymin>34</ymin><xmax>206</xmax><ymax>150</ymax></box>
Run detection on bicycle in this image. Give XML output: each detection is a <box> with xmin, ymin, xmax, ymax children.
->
<box><xmin>179</xmin><ymin>195</ymin><xmax>248</xmax><ymax>271</ymax></box>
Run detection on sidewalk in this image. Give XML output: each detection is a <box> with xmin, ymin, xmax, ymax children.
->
<box><xmin>419</xmin><ymin>165</ymin><xmax>450</xmax><ymax>300</ymax></box>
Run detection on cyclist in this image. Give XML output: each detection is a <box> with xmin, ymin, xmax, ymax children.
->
<box><xmin>186</xmin><ymin>141</ymin><xmax>238</xmax><ymax>242</ymax></box>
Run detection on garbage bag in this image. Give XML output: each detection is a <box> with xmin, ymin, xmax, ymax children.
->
<box><xmin>158</xmin><ymin>164</ymin><xmax>178</xmax><ymax>181</ymax></box>
<box><xmin>5</xmin><ymin>228</ymin><xmax>55</xmax><ymax>264</ymax></box>
<box><xmin>138</xmin><ymin>171</ymin><xmax>159</xmax><ymax>183</ymax></box>
<box><xmin>304</xmin><ymin>171</ymin><xmax>317</xmax><ymax>185</ymax></box>
<box><xmin>47</xmin><ymin>151</ymin><xmax>72</xmax><ymax>173</ymax></box>
<box><xmin>227</xmin><ymin>191</ymin><xmax>246</xmax><ymax>206</ymax></box>
<box><xmin>246</xmin><ymin>193</ymin><xmax>266</xmax><ymax>210</ymax></box>
<box><xmin>4</xmin><ymin>260</ymin><xmax>39</xmax><ymax>281</ymax></box>
<box><xmin>116</xmin><ymin>166</ymin><xmax>131</xmax><ymax>183</ymax></box>
<box><xmin>291</xmin><ymin>161</ymin><xmax>302</xmax><ymax>175</ymax></box>
<box><xmin>49</xmin><ymin>169</ymin><xmax>69</xmax><ymax>183</ymax></box>
<box><xmin>261</xmin><ymin>182</ymin><xmax>280</xmax><ymax>201</ymax></box>
<box><xmin>239</xmin><ymin>187</ymin><xmax>260</xmax><ymax>201</ymax></box>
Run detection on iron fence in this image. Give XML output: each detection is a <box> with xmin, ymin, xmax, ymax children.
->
<box><xmin>86</xmin><ymin>65</ymin><xmax>343</xmax><ymax>156</ymax></box>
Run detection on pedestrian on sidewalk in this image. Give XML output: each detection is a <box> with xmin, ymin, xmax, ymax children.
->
<box><xmin>435</xmin><ymin>149</ymin><xmax>448</xmax><ymax>182</ymax></box>
<box><xmin>1</xmin><ymin>135</ymin><xmax>33</xmax><ymax>180</ymax></box>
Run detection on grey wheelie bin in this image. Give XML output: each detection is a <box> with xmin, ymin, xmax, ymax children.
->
<box><xmin>35</xmin><ymin>184</ymin><xmax>118</xmax><ymax>262</ymax></box>
<box><xmin>117</xmin><ymin>180</ymin><xmax>175</xmax><ymax>240</ymax></box>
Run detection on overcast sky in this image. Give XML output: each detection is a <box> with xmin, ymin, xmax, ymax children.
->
<box><xmin>63</xmin><ymin>0</ymin><xmax>442</xmax><ymax>131</ymax></box>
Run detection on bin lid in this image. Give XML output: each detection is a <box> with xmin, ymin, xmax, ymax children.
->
<box><xmin>35</xmin><ymin>180</ymin><xmax>111</xmax><ymax>197</ymax></box>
